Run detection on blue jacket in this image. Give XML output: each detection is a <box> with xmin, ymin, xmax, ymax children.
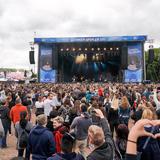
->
<box><xmin>27</xmin><ymin>125</ymin><xmax>55</xmax><ymax>160</ymax></box>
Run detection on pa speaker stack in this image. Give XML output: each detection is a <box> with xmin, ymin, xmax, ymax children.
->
<box><xmin>120</xmin><ymin>46</ymin><xmax>128</xmax><ymax>69</ymax></box>
<box><xmin>148</xmin><ymin>49</ymin><xmax>154</xmax><ymax>64</ymax></box>
<box><xmin>29</xmin><ymin>51</ymin><xmax>35</xmax><ymax>64</ymax></box>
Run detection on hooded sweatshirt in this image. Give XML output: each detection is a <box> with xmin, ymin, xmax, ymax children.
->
<box><xmin>70</xmin><ymin>112</ymin><xmax>92</xmax><ymax>140</ymax></box>
<box><xmin>27</xmin><ymin>125</ymin><xmax>55</xmax><ymax>160</ymax></box>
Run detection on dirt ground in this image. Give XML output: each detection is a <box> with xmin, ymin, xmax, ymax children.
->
<box><xmin>0</xmin><ymin>113</ymin><xmax>36</xmax><ymax>160</ymax></box>
<box><xmin>0</xmin><ymin>134</ymin><xmax>17</xmax><ymax>160</ymax></box>
<box><xmin>0</xmin><ymin>113</ymin><xmax>91</xmax><ymax>160</ymax></box>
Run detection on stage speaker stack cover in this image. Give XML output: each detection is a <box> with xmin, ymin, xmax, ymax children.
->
<box><xmin>29</xmin><ymin>51</ymin><xmax>35</xmax><ymax>64</ymax></box>
<box><xmin>121</xmin><ymin>45</ymin><xmax>128</xmax><ymax>69</ymax></box>
<box><xmin>148</xmin><ymin>49</ymin><xmax>154</xmax><ymax>64</ymax></box>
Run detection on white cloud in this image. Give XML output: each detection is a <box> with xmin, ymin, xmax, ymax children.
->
<box><xmin>0</xmin><ymin>0</ymin><xmax>160</xmax><ymax>68</ymax></box>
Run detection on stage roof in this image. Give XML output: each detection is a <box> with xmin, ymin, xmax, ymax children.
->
<box><xmin>34</xmin><ymin>35</ymin><xmax>147</xmax><ymax>44</ymax></box>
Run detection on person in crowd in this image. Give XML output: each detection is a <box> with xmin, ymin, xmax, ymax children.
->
<box><xmin>22</xmin><ymin>94</ymin><xmax>33</xmax><ymax>121</ymax></box>
<box><xmin>103</xmin><ymin>93</ymin><xmax>111</xmax><ymax>118</ymax></box>
<box><xmin>35</xmin><ymin>96</ymin><xmax>44</xmax><ymax>116</ymax></box>
<box><xmin>6</xmin><ymin>95</ymin><xmax>15</xmax><ymax>135</ymax></box>
<box><xmin>26</xmin><ymin>114</ymin><xmax>55</xmax><ymax>160</ymax></box>
<box><xmin>118</xmin><ymin>96</ymin><xmax>131</xmax><ymax>126</ymax></box>
<box><xmin>108</xmin><ymin>92</ymin><xmax>119</xmax><ymax>137</ymax></box>
<box><xmin>48</xmin><ymin>132</ymin><xmax>85</xmax><ymax>160</ymax></box>
<box><xmin>136</xmin><ymin>108</ymin><xmax>160</xmax><ymax>160</ymax></box>
<box><xmin>52</xmin><ymin>92</ymin><xmax>62</xmax><ymax>108</ymax></box>
<box><xmin>70</xmin><ymin>104</ymin><xmax>92</xmax><ymax>157</ymax></box>
<box><xmin>87</xmin><ymin>109</ymin><xmax>114</xmax><ymax>160</ymax></box>
<box><xmin>125</xmin><ymin>119</ymin><xmax>160</xmax><ymax>160</ymax></box>
<box><xmin>44</xmin><ymin>93</ymin><xmax>54</xmax><ymax>118</ymax></box>
<box><xmin>69</xmin><ymin>100</ymin><xmax>81</xmax><ymax>124</ymax></box>
<box><xmin>153</xmin><ymin>89</ymin><xmax>160</xmax><ymax>110</ymax></box>
<box><xmin>116</xmin><ymin>124</ymin><xmax>129</xmax><ymax>159</ymax></box>
<box><xmin>58</xmin><ymin>97</ymin><xmax>72</xmax><ymax>123</ymax></box>
<box><xmin>15</xmin><ymin>111</ymin><xmax>33</xmax><ymax>159</ymax></box>
<box><xmin>46</xmin><ymin>111</ymin><xmax>58</xmax><ymax>132</ymax></box>
<box><xmin>10</xmin><ymin>97</ymin><xmax>28</xmax><ymax>125</ymax></box>
<box><xmin>53</xmin><ymin>116</ymin><xmax>69</xmax><ymax>152</ymax></box>
<box><xmin>0</xmin><ymin>98</ymin><xmax>10</xmax><ymax>148</ymax></box>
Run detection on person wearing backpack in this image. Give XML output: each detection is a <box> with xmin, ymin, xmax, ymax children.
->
<box><xmin>47</xmin><ymin>132</ymin><xmax>85</xmax><ymax>160</ymax></box>
<box><xmin>15</xmin><ymin>111</ymin><xmax>33</xmax><ymax>159</ymax></box>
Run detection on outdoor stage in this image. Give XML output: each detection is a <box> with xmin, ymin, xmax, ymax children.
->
<box><xmin>34</xmin><ymin>35</ymin><xmax>147</xmax><ymax>83</ymax></box>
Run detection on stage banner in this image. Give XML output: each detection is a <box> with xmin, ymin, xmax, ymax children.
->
<box><xmin>124</xmin><ymin>43</ymin><xmax>143</xmax><ymax>82</ymax></box>
<box><xmin>39</xmin><ymin>45</ymin><xmax>56</xmax><ymax>83</ymax></box>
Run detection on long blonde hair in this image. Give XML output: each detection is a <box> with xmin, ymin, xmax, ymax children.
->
<box><xmin>121</xmin><ymin>96</ymin><xmax>130</xmax><ymax>109</ymax></box>
<box><xmin>142</xmin><ymin>109</ymin><xmax>153</xmax><ymax>120</ymax></box>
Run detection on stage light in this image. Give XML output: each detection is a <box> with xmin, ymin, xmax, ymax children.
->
<box><xmin>97</xmin><ymin>48</ymin><xmax>100</xmax><ymax>51</ymax></box>
<box><xmin>72</xmin><ymin>48</ymin><xmax>76</xmax><ymax>51</ymax></box>
<box><xmin>75</xmin><ymin>54</ymin><xmax>85</xmax><ymax>64</ymax></box>
<box><xmin>91</xmin><ymin>48</ymin><xmax>94</xmax><ymax>51</ymax></box>
<box><xmin>104</xmin><ymin>48</ymin><xmax>106</xmax><ymax>51</ymax></box>
<box><xmin>60</xmin><ymin>48</ymin><xmax>64</xmax><ymax>51</ymax></box>
<box><xmin>116</xmin><ymin>47</ymin><xmax>119</xmax><ymax>50</ymax></box>
<box><xmin>78</xmin><ymin>48</ymin><xmax>81</xmax><ymax>51</ymax></box>
<box><xmin>66</xmin><ymin>48</ymin><xmax>69</xmax><ymax>51</ymax></box>
<box><xmin>85</xmin><ymin>48</ymin><xmax>88</xmax><ymax>51</ymax></box>
<box><xmin>110</xmin><ymin>48</ymin><xmax>113</xmax><ymax>50</ymax></box>
<box><xmin>92</xmin><ymin>55</ymin><xmax>96</xmax><ymax>60</ymax></box>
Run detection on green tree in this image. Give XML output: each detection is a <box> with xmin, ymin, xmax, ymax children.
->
<box><xmin>145</xmin><ymin>48</ymin><xmax>160</xmax><ymax>81</ymax></box>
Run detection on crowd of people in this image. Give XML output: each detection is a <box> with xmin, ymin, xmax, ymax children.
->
<box><xmin>0</xmin><ymin>82</ymin><xmax>160</xmax><ymax>160</ymax></box>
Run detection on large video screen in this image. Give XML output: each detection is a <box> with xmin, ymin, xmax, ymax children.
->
<box><xmin>124</xmin><ymin>43</ymin><xmax>143</xmax><ymax>82</ymax></box>
<box><xmin>39</xmin><ymin>45</ymin><xmax>56</xmax><ymax>83</ymax></box>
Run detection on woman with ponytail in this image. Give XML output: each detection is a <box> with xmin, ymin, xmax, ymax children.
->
<box><xmin>15</xmin><ymin>111</ymin><xmax>33</xmax><ymax>159</ymax></box>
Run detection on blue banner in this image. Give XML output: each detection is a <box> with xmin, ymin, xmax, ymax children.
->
<box><xmin>35</xmin><ymin>35</ymin><xmax>147</xmax><ymax>43</ymax></box>
<box><xmin>39</xmin><ymin>45</ymin><xmax>56</xmax><ymax>83</ymax></box>
<box><xmin>124</xmin><ymin>43</ymin><xmax>143</xmax><ymax>82</ymax></box>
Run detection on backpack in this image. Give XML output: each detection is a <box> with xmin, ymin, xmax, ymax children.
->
<box><xmin>19</xmin><ymin>129</ymin><xmax>29</xmax><ymax>149</ymax></box>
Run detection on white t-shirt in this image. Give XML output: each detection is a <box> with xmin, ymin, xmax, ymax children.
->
<box><xmin>44</xmin><ymin>99</ymin><xmax>53</xmax><ymax>116</ymax></box>
<box><xmin>35</xmin><ymin>101</ymin><xmax>44</xmax><ymax>109</ymax></box>
<box><xmin>52</xmin><ymin>96</ymin><xmax>61</xmax><ymax>107</ymax></box>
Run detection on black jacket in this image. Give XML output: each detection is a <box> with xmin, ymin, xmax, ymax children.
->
<box><xmin>87</xmin><ymin>118</ymin><xmax>114</xmax><ymax>160</ymax></box>
<box><xmin>125</xmin><ymin>154</ymin><xmax>137</xmax><ymax>160</ymax></box>
<box><xmin>87</xmin><ymin>142</ymin><xmax>113</xmax><ymax>160</ymax></box>
<box><xmin>0</xmin><ymin>105</ymin><xmax>10</xmax><ymax>130</ymax></box>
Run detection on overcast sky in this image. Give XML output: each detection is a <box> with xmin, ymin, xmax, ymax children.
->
<box><xmin>0</xmin><ymin>0</ymin><xmax>160</xmax><ymax>69</ymax></box>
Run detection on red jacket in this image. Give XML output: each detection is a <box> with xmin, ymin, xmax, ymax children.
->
<box><xmin>53</xmin><ymin>125</ymin><xmax>69</xmax><ymax>153</ymax></box>
<box><xmin>10</xmin><ymin>103</ymin><xmax>28</xmax><ymax>124</ymax></box>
